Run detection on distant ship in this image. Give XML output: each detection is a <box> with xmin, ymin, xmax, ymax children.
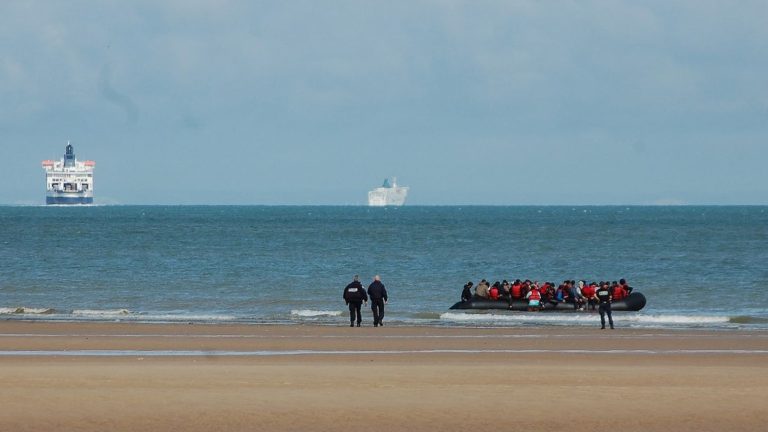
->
<box><xmin>41</xmin><ymin>143</ymin><xmax>95</xmax><ymax>205</ymax></box>
<box><xmin>368</xmin><ymin>177</ymin><xmax>408</xmax><ymax>206</ymax></box>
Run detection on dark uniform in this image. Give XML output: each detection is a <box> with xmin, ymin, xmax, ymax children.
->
<box><xmin>596</xmin><ymin>285</ymin><xmax>614</xmax><ymax>329</ymax></box>
<box><xmin>367</xmin><ymin>279</ymin><xmax>388</xmax><ymax>327</ymax></box>
<box><xmin>343</xmin><ymin>279</ymin><xmax>368</xmax><ymax>327</ymax></box>
<box><xmin>461</xmin><ymin>282</ymin><xmax>473</xmax><ymax>302</ymax></box>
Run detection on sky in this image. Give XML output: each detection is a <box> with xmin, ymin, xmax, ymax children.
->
<box><xmin>1</xmin><ymin>0</ymin><xmax>767</xmax><ymax>205</ymax></box>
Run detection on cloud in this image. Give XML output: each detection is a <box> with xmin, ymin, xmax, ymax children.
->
<box><xmin>98</xmin><ymin>64</ymin><xmax>139</xmax><ymax>125</ymax></box>
<box><xmin>1</xmin><ymin>1</ymin><xmax>767</xmax><ymax>204</ymax></box>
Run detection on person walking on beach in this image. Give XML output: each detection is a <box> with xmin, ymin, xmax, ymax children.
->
<box><xmin>343</xmin><ymin>275</ymin><xmax>368</xmax><ymax>327</ymax></box>
<box><xmin>595</xmin><ymin>282</ymin><xmax>614</xmax><ymax>329</ymax></box>
<box><xmin>367</xmin><ymin>275</ymin><xmax>388</xmax><ymax>327</ymax></box>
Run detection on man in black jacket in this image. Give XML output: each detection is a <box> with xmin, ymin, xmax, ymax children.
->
<box><xmin>367</xmin><ymin>275</ymin><xmax>388</xmax><ymax>327</ymax></box>
<box><xmin>343</xmin><ymin>275</ymin><xmax>368</xmax><ymax>327</ymax></box>
<box><xmin>461</xmin><ymin>281</ymin><xmax>474</xmax><ymax>302</ymax></box>
<box><xmin>595</xmin><ymin>282</ymin><xmax>614</xmax><ymax>329</ymax></box>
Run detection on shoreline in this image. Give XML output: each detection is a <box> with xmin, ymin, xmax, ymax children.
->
<box><xmin>2</xmin><ymin>308</ymin><xmax>763</xmax><ymax>331</ymax></box>
<box><xmin>2</xmin><ymin>322</ymin><xmax>768</xmax><ymax>431</ymax></box>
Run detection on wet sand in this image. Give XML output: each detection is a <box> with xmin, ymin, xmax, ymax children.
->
<box><xmin>1</xmin><ymin>321</ymin><xmax>767</xmax><ymax>431</ymax></box>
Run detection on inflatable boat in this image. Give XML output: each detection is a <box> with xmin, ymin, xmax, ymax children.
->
<box><xmin>450</xmin><ymin>292</ymin><xmax>646</xmax><ymax>311</ymax></box>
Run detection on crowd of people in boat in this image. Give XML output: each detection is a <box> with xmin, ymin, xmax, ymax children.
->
<box><xmin>460</xmin><ymin>278</ymin><xmax>634</xmax><ymax>311</ymax></box>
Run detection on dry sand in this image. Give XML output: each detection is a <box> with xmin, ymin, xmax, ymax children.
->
<box><xmin>1</xmin><ymin>321</ymin><xmax>767</xmax><ymax>431</ymax></box>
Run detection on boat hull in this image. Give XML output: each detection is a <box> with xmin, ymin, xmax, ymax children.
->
<box><xmin>450</xmin><ymin>292</ymin><xmax>647</xmax><ymax>312</ymax></box>
<box><xmin>46</xmin><ymin>195</ymin><xmax>94</xmax><ymax>205</ymax></box>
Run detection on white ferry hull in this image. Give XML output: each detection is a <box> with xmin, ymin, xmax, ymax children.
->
<box><xmin>367</xmin><ymin>177</ymin><xmax>408</xmax><ymax>206</ymax></box>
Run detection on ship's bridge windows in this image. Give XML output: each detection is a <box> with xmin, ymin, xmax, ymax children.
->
<box><xmin>82</xmin><ymin>184</ymin><xmax>89</xmax><ymax>191</ymax></box>
<box><xmin>64</xmin><ymin>183</ymin><xmax>76</xmax><ymax>191</ymax></box>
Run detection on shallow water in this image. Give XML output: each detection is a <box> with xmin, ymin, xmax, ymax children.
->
<box><xmin>2</xmin><ymin>205</ymin><xmax>767</xmax><ymax>329</ymax></box>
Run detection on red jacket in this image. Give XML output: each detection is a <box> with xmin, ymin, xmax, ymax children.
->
<box><xmin>611</xmin><ymin>286</ymin><xmax>626</xmax><ymax>300</ymax></box>
<box><xmin>527</xmin><ymin>288</ymin><xmax>541</xmax><ymax>301</ymax></box>
<box><xmin>489</xmin><ymin>287</ymin><xmax>500</xmax><ymax>300</ymax></box>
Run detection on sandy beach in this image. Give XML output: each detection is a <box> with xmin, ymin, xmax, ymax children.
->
<box><xmin>1</xmin><ymin>321</ymin><xmax>767</xmax><ymax>431</ymax></box>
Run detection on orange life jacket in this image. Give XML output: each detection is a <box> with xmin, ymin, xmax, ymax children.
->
<box><xmin>528</xmin><ymin>289</ymin><xmax>541</xmax><ymax>301</ymax></box>
<box><xmin>489</xmin><ymin>287</ymin><xmax>499</xmax><ymax>300</ymax></box>
<box><xmin>611</xmin><ymin>286</ymin><xmax>625</xmax><ymax>300</ymax></box>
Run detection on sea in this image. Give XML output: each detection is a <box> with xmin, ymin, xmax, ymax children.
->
<box><xmin>2</xmin><ymin>205</ymin><xmax>767</xmax><ymax>330</ymax></box>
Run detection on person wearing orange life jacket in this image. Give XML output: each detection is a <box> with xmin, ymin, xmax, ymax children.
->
<box><xmin>538</xmin><ymin>282</ymin><xmax>550</xmax><ymax>303</ymax></box>
<box><xmin>526</xmin><ymin>285</ymin><xmax>542</xmax><ymax>311</ymax></box>
<box><xmin>619</xmin><ymin>278</ymin><xmax>633</xmax><ymax>295</ymax></box>
<box><xmin>510</xmin><ymin>280</ymin><xmax>523</xmax><ymax>300</ymax></box>
<box><xmin>489</xmin><ymin>283</ymin><xmax>500</xmax><ymax>300</ymax></box>
<box><xmin>581</xmin><ymin>281</ymin><xmax>597</xmax><ymax>310</ymax></box>
<box><xmin>611</xmin><ymin>281</ymin><xmax>625</xmax><ymax>301</ymax></box>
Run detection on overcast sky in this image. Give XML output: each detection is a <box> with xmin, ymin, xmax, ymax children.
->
<box><xmin>2</xmin><ymin>1</ymin><xmax>767</xmax><ymax>205</ymax></box>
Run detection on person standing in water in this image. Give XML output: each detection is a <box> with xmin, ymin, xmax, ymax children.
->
<box><xmin>595</xmin><ymin>282</ymin><xmax>614</xmax><ymax>329</ymax></box>
<box><xmin>367</xmin><ymin>275</ymin><xmax>388</xmax><ymax>327</ymax></box>
<box><xmin>343</xmin><ymin>275</ymin><xmax>368</xmax><ymax>327</ymax></box>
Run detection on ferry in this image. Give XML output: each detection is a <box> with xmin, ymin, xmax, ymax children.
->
<box><xmin>42</xmin><ymin>143</ymin><xmax>95</xmax><ymax>205</ymax></box>
<box><xmin>368</xmin><ymin>177</ymin><xmax>409</xmax><ymax>206</ymax></box>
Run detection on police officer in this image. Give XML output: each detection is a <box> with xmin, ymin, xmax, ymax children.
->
<box><xmin>595</xmin><ymin>282</ymin><xmax>614</xmax><ymax>329</ymax></box>
<box><xmin>367</xmin><ymin>275</ymin><xmax>388</xmax><ymax>327</ymax></box>
<box><xmin>343</xmin><ymin>275</ymin><xmax>368</xmax><ymax>327</ymax></box>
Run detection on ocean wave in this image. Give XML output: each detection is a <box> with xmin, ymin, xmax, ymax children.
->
<box><xmin>72</xmin><ymin>309</ymin><xmax>132</xmax><ymax>317</ymax></box>
<box><xmin>440</xmin><ymin>312</ymin><xmax>732</xmax><ymax>326</ymax></box>
<box><xmin>408</xmin><ymin>312</ymin><xmax>443</xmax><ymax>320</ymax></box>
<box><xmin>729</xmin><ymin>315</ymin><xmax>768</xmax><ymax>324</ymax></box>
<box><xmin>625</xmin><ymin>314</ymin><xmax>730</xmax><ymax>324</ymax></box>
<box><xmin>137</xmin><ymin>313</ymin><xmax>239</xmax><ymax>322</ymax></box>
<box><xmin>291</xmin><ymin>309</ymin><xmax>342</xmax><ymax>317</ymax></box>
<box><xmin>0</xmin><ymin>307</ymin><xmax>55</xmax><ymax>315</ymax></box>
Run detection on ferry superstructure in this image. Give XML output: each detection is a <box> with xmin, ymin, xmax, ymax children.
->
<box><xmin>368</xmin><ymin>177</ymin><xmax>408</xmax><ymax>206</ymax></box>
<box><xmin>42</xmin><ymin>143</ymin><xmax>95</xmax><ymax>205</ymax></box>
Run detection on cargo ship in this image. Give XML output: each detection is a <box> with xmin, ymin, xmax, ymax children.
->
<box><xmin>42</xmin><ymin>143</ymin><xmax>95</xmax><ymax>205</ymax></box>
<box><xmin>368</xmin><ymin>177</ymin><xmax>408</xmax><ymax>206</ymax></box>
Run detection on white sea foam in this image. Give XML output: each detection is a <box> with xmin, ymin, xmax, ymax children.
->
<box><xmin>440</xmin><ymin>312</ymin><xmax>731</xmax><ymax>326</ymax></box>
<box><xmin>137</xmin><ymin>314</ymin><xmax>239</xmax><ymax>322</ymax></box>
<box><xmin>622</xmin><ymin>314</ymin><xmax>730</xmax><ymax>324</ymax></box>
<box><xmin>291</xmin><ymin>309</ymin><xmax>343</xmax><ymax>317</ymax></box>
<box><xmin>441</xmin><ymin>312</ymin><xmax>590</xmax><ymax>323</ymax></box>
<box><xmin>72</xmin><ymin>309</ymin><xmax>132</xmax><ymax>317</ymax></box>
<box><xmin>0</xmin><ymin>307</ymin><xmax>55</xmax><ymax>315</ymax></box>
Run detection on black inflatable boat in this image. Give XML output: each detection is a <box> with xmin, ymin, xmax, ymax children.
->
<box><xmin>450</xmin><ymin>292</ymin><xmax>647</xmax><ymax>311</ymax></box>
